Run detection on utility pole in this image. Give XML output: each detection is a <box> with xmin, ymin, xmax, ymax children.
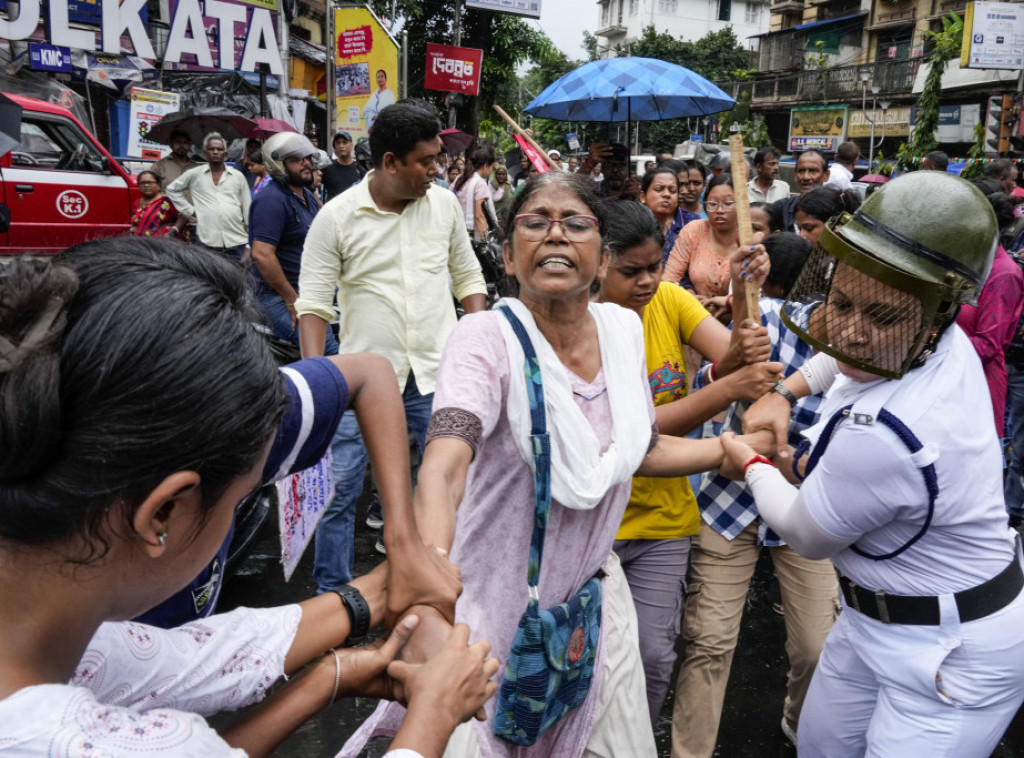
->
<box><xmin>449</xmin><ymin>0</ymin><xmax>461</xmax><ymax>128</ymax></box>
<box><xmin>278</xmin><ymin>0</ymin><xmax>291</xmax><ymax>118</ymax></box>
<box><xmin>325</xmin><ymin>1</ymin><xmax>335</xmax><ymax>139</ymax></box>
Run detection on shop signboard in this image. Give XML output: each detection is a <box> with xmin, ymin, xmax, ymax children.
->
<box><xmin>0</xmin><ymin>0</ymin><xmax>114</xmax><ymax>26</ymax></box>
<box><xmin>425</xmin><ymin>43</ymin><xmax>483</xmax><ymax>95</ymax></box>
<box><xmin>128</xmin><ymin>87</ymin><xmax>182</xmax><ymax>160</ymax></box>
<box><xmin>789</xmin><ymin>105</ymin><xmax>847</xmax><ymax>152</ymax></box>
<box><xmin>909</xmin><ymin>103</ymin><xmax>982</xmax><ymax>143</ymax></box>
<box><xmin>465</xmin><ymin>0</ymin><xmax>542</xmax><ymax>19</ymax></box>
<box><xmin>847</xmin><ymin>107</ymin><xmax>912</xmax><ymax>138</ymax></box>
<box><xmin>962</xmin><ymin>1</ymin><xmax>1024</xmax><ymax>70</ymax></box>
<box><xmin>333</xmin><ymin>7</ymin><xmax>399</xmax><ymax>141</ymax></box>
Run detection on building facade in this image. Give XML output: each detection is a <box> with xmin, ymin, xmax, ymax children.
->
<box><xmin>595</xmin><ymin>0</ymin><xmax>772</xmax><ymax>53</ymax></box>
<box><xmin>716</xmin><ymin>0</ymin><xmax>1022</xmax><ymax>162</ymax></box>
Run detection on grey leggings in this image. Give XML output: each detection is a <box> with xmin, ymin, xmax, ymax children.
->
<box><xmin>614</xmin><ymin>536</ymin><xmax>692</xmax><ymax>722</ymax></box>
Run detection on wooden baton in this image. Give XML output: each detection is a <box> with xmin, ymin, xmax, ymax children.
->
<box><xmin>728</xmin><ymin>134</ymin><xmax>760</xmax><ymax>319</ymax></box>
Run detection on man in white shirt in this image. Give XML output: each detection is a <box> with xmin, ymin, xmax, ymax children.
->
<box><xmin>823</xmin><ymin>140</ymin><xmax>859</xmax><ymax>191</ymax></box>
<box><xmin>747</xmin><ymin>146</ymin><xmax>790</xmax><ymax>204</ymax></box>
<box><xmin>296</xmin><ymin>100</ymin><xmax>487</xmax><ymax>593</ymax></box>
<box><xmin>166</xmin><ymin>132</ymin><xmax>250</xmax><ymax>259</ymax></box>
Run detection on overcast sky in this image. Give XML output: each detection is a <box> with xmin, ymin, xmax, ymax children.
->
<box><xmin>530</xmin><ymin>2</ymin><xmax>597</xmax><ymax>59</ymax></box>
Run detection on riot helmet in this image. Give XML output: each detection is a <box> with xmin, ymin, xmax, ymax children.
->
<box><xmin>262</xmin><ymin>132</ymin><xmax>318</xmax><ymax>180</ymax></box>
<box><xmin>780</xmin><ymin>171</ymin><xmax>997</xmax><ymax>379</ymax></box>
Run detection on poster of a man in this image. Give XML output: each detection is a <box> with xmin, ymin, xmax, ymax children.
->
<box><xmin>362</xmin><ymin>70</ymin><xmax>396</xmax><ymax>132</ymax></box>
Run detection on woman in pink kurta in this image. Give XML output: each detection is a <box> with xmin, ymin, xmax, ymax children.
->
<box><xmin>663</xmin><ymin>173</ymin><xmax>741</xmax><ymax>300</ymax></box>
<box><xmin>339</xmin><ymin>173</ymin><xmax>772</xmax><ymax>758</ymax></box>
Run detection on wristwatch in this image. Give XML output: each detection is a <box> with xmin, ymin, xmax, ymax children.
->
<box><xmin>330</xmin><ymin>584</ymin><xmax>371</xmax><ymax>644</ymax></box>
<box><xmin>771</xmin><ymin>380</ymin><xmax>798</xmax><ymax>409</ymax></box>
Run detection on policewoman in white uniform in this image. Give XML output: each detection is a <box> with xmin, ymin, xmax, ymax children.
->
<box><xmin>721</xmin><ymin>171</ymin><xmax>1024</xmax><ymax>757</ymax></box>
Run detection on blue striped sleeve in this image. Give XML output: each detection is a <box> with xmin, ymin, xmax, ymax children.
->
<box><xmin>262</xmin><ymin>357</ymin><xmax>348</xmax><ymax>484</ymax></box>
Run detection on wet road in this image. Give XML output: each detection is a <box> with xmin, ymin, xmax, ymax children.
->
<box><xmin>217</xmin><ymin>496</ymin><xmax>1024</xmax><ymax>757</ymax></box>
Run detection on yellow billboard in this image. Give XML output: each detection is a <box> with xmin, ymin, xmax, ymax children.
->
<box><xmin>333</xmin><ymin>7</ymin><xmax>399</xmax><ymax>141</ymax></box>
<box><xmin>847</xmin><ymin>107</ymin><xmax>911</xmax><ymax>138</ymax></box>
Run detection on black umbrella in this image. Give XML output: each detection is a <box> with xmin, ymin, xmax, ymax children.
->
<box><xmin>0</xmin><ymin>93</ymin><xmax>23</xmax><ymax>157</ymax></box>
<box><xmin>146</xmin><ymin>107</ymin><xmax>258</xmax><ymax>146</ymax></box>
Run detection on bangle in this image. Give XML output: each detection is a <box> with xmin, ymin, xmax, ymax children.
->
<box><xmin>743</xmin><ymin>454</ymin><xmax>774</xmax><ymax>472</ymax></box>
<box><xmin>326</xmin><ymin>648</ymin><xmax>341</xmax><ymax>706</ymax></box>
<box><xmin>330</xmin><ymin>584</ymin><xmax>372</xmax><ymax>644</ymax></box>
<box><xmin>725</xmin><ymin>294</ymin><xmax>733</xmax><ymax>313</ymax></box>
<box><xmin>708</xmin><ymin>360</ymin><xmax>720</xmax><ymax>383</ymax></box>
<box><xmin>771</xmin><ymin>380</ymin><xmax>798</xmax><ymax>409</ymax></box>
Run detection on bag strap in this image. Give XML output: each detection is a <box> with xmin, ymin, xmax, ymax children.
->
<box><xmin>499</xmin><ymin>305</ymin><xmax>552</xmax><ymax>597</ymax></box>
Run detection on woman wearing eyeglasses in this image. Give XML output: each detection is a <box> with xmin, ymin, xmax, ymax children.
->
<box><xmin>130</xmin><ymin>170</ymin><xmax>191</xmax><ymax>242</ymax></box>
<box><xmin>663</xmin><ymin>173</ymin><xmax>739</xmax><ymax>306</ymax></box>
<box><xmin>340</xmin><ymin>172</ymin><xmax>773</xmax><ymax>757</ymax></box>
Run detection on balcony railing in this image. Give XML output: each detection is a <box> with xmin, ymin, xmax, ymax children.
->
<box><xmin>722</xmin><ymin>58</ymin><xmax>921</xmax><ymax>106</ymax></box>
<box><xmin>868</xmin><ymin>7</ymin><xmax>915</xmax><ymax>27</ymax></box>
<box><xmin>934</xmin><ymin>0</ymin><xmax>966</xmax><ymax>15</ymax></box>
<box><xmin>595</xmin><ymin>23</ymin><xmax>628</xmax><ymax>36</ymax></box>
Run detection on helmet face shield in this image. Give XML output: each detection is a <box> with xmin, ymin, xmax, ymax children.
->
<box><xmin>780</xmin><ymin>172</ymin><xmax>999</xmax><ymax>380</ymax></box>
<box><xmin>781</xmin><ymin>222</ymin><xmax>939</xmax><ymax>379</ymax></box>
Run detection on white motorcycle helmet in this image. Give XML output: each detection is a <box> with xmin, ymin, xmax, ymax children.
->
<box><xmin>262</xmin><ymin>132</ymin><xmax>318</xmax><ymax>180</ymax></box>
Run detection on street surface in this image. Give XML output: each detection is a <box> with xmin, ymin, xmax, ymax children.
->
<box><xmin>217</xmin><ymin>494</ymin><xmax>1024</xmax><ymax>757</ymax></box>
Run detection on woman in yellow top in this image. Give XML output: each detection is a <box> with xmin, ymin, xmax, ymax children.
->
<box><xmin>595</xmin><ymin>200</ymin><xmax>783</xmax><ymax>722</ymax></box>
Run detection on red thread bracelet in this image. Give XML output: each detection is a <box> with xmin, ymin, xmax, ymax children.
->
<box><xmin>743</xmin><ymin>454</ymin><xmax>774</xmax><ymax>472</ymax></box>
<box><xmin>725</xmin><ymin>294</ymin><xmax>733</xmax><ymax>313</ymax></box>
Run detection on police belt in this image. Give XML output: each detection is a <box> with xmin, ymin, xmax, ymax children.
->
<box><xmin>838</xmin><ymin>556</ymin><xmax>1024</xmax><ymax>625</ymax></box>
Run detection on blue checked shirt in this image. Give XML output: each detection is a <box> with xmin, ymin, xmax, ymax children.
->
<box><xmin>694</xmin><ymin>299</ymin><xmax>823</xmax><ymax>546</ymax></box>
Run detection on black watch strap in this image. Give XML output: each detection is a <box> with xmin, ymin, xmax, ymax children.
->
<box><xmin>330</xmin><ymin>584</ymin><xmax>371</xmax><ymax>644</ymax></box>
<box><xmin>771</xmin><ymin>380</ymin><xmax>798</xmax><ymax>409</ymax></box>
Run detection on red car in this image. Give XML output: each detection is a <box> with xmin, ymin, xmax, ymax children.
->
<box><xmin>0</xmin><ymin>92</ymin><xmax>139</xmax><ymax>254</ymax></box>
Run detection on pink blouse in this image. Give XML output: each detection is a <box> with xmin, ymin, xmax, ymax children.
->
<box><xmin>662</xmin><ymin>219</ymin><xmax>732</xmax><ymax>297</ymax></box>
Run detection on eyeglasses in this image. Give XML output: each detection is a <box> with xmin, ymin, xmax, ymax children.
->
<box><xmin>706</xmin><ymin>200</ymin><xmax>736</xmax><ymax>213</ymax></box>
<box><xmin>513</xmin><ymin>214</ymin><xmax>600</xmax><ymax>240</ymax></box>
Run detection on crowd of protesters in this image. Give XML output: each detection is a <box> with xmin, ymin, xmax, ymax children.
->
<box><xmin>3</xmin><ymin>98</ymin><xmax>1024</xmax><ymax>758</ymax></box>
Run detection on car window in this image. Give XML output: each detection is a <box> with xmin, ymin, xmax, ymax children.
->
<box><xmin>10</xmin><ymin>116</ymin><xmax>105</xmax><ymax>173</ymax></box>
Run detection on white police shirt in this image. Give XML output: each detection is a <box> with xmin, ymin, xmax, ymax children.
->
<box><xmin>799</xmin><ymin>326</ymin><xmax>1015</xmax><ymax>596</ymax></box>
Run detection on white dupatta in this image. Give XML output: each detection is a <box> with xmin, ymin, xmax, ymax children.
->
<box><xmin>496</xmin><ymin>298</ymin><xmax>652</xmax><ymax>510</ymax></box>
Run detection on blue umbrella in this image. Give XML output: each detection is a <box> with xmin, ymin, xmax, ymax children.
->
<box><xmin>524</xmin><ymin>57</ymin><xmax>735</xmax><ymax>122</ymax></box>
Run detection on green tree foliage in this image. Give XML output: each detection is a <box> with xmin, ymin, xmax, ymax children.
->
<box><xmin>896</xmin><ymin>11</ymin><xmax>963</xmax><ymax>167</ymax></box>
<box><xmin>365</xmin><ymin>0</ymin><xmax>561</xmax><ymax>137</ymax></box>
<box><xmin>717</xmin><ymin>89</ymin><xmax>772</xmax><ymax>149</ymax></box>
<box><xmin>622</xmin><ymin>26</ymin><xmax>751</xmax><ymax>154</ymax></box>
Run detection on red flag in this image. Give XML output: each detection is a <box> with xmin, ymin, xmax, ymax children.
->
<box><xmin>513</xmin><ymin>134</ymin><xmax>550</xmax><ymax>174</ymax></box>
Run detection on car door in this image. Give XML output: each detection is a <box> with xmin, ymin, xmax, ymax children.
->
<box><xmin>2</xmin><ymin>110</ymin><xmax>133</xmax><ymax>254</ymax></box>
